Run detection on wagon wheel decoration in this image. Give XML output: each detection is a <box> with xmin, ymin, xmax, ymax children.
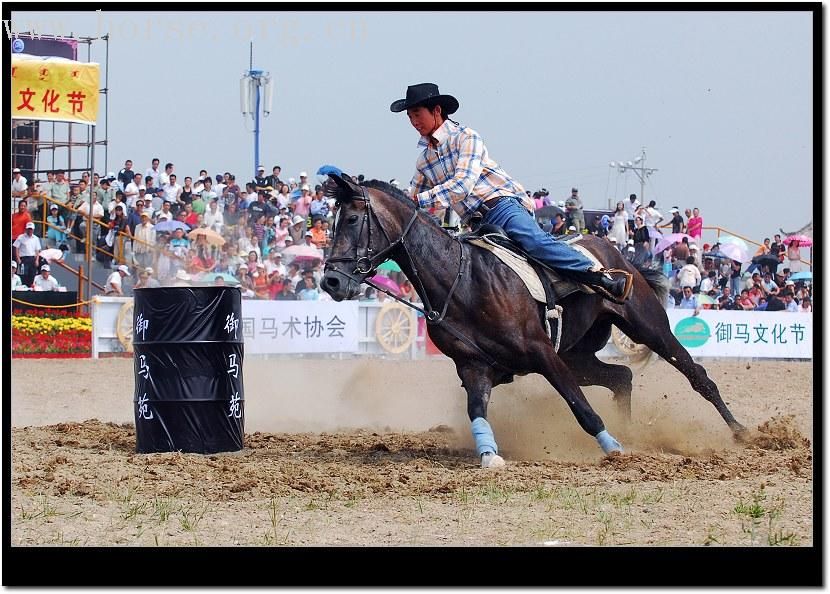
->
<box><xmin>375</xmin><ymin>302</ymin><xmax>417</xmax><ymax>354</ymax></box>
<box><xmin>116</xmin><ymin>300</ymin><xmax>135</xmax><ymax>353</ymax></box>
<box><xmin>610</xmin><ymin>324</ymin><xmax>650</xmax><ymax>358</ymax></box>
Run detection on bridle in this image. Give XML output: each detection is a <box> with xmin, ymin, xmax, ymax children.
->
<box><xmin>324</xmin><ymin>184</ymin><xmax>507</xmax><ymax>371</ymax></box>
<box><xmin>324</xmin><ymin>186</ymin><xmax>464</xmax><ymax>324</ymax></box>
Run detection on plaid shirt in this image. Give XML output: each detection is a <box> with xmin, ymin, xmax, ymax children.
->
<box><xmin>410</xmin><ymin>120</ymin><xmax>533</xmax><ymax>222</ymax></box>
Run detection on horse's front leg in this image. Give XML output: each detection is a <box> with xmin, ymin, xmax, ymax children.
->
<box><xmin>456</xmin><ymin>362</ymin><xmax>505</xmax><ymax>469</ymax></box>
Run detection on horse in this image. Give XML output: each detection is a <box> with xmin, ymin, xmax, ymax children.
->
<box><xmin>320</xmin><ymin>173</ymin><xmax>746</xmax><ymax>468</ymax></box>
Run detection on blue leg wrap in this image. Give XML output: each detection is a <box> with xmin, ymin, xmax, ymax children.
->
<box><xmin>471</xmin><ymin>417</ymin><xmax>498</xmax><ymax>456</ymax></box>
<box><xmin>596</xmin><ymin>429</ymin><xmax>623</xmax><ymax>454</ymax></box>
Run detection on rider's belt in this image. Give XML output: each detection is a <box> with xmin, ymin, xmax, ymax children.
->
<box><xmin>477</xmin><ymin>196</ymin><xmax>507</xmax><ymax>216</ymax></box>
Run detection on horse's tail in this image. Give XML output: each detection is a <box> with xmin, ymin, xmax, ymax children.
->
<box><xmin>624</xmin><ymin>265</ymin><xmax>671</xmax><ymax>368</ymax></box>
<box><xmin>636</xmin><ymin>265</ymin><xmax>671</xmax><ymax>306</ymax></box>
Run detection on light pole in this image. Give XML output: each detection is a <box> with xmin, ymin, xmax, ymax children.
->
<box><xmin>609</xmin><ymin>147</ymin><xmax>658</xmax><ymax>205</ymax></box>
<box><xmin>240</xmin><ymin>42</ymin><xmax>273</xmax><ymax>179</ymax></box>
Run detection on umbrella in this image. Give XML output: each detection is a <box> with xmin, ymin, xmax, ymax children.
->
<box><xmin>201</xmin><ymin>272</ymin><xmax>240</xmax><ymax>285</ymax></box>
<box><xmin>281</xmin><ymin>244</ymin><xmax>324</xmax><ymax>263</ymax></box>
<box><xmin>155</xmin><ymin>219</ymin><xmax>190</xmax><ymax>233</ymax></box>
<box><xmin>654</xmin><ymin>233</ymin><xmax>693</xmax><ymax>254</ymax></box>
<box><xmin>789</xmin><ymin>271</ymin><xmax>812</xmax><ymax>281</ymax></box>
<box><xmin>719</xmin><ymin>235</ymin><xmax>750</xmax><ymax>252</ymax></box>
<box><xmin>188</xmin><ymin>227</ymin><xmax>226</xmax><ymax>246</ymax></box>
<box><xmin>703</xmin><ymin>251</ymin><xmax>728</xmax><ymax>260</ymax></box>
<box><xmin>38</xmin><ymin>248</ymin><xmax>65</xmax><ymax>262</ymax></box>
<box><xmin>783</xmin><ymin>234</ymin><xmax>812</xmax><ymax>247</ymax></box>
<box><xmin>534</xmin><ymin>205</ymin><xmax>565</xmax><ymax>220</ymax></box>
<box><xmin>377</xmin><ymin>260</ymin><xmax>402</xmax><ymax>273</ymax></box>
<box><xmin>367</xmin><ymin>274</ymin><xmax>401</xmax><ymax>296</ymax></box>
<box><xmin>718</xmin><ymin>242</ymin><xmax>751</xmax><ymax>264</ymax></box>
<box><xmin>751</xmin><ymin>253</ymin><xmax>781</xmax><ymax>274</ymax></box>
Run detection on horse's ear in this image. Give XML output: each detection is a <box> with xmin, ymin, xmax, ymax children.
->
<box><xmin>328</xmin><ymin>172</ymin><xmax>362</xmax><ymax>195</ymax></box>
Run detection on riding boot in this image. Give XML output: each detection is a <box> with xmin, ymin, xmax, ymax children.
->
<box><xmin>565</xmin><ymin>269</ymin><xmax>630</xmax><ymax>302</ymax></box>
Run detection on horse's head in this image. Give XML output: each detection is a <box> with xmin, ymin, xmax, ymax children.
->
<box><xmin>321</xmin><ymin>173</ymin><xmax>400</xmax><ymax>301</ymax></box>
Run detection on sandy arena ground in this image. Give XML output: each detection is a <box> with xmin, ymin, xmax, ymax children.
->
<box><xmin>10</xmin><ymin>356</ymin><xmax>813</xmax><ymax>547</ymax></box>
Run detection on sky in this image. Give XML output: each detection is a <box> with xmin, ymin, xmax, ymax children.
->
<box><xmin>9</xmin><ymin>8</ymin><xmax>815</xmax><ymax>244</ymax></box>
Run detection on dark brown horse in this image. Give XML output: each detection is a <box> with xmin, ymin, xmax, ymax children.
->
<box><xmin>321</xmin><ymin>173</ymin><xmax>746</xmax><ymax>467</ymax></box>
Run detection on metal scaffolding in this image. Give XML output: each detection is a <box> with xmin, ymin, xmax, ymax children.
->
<box><xmin>11</xmin><ymin>32</ymin><xmax>110</xmax><ymax>311</ymax></box>
<box><xmin>11</xmin><ymin>32</ymin><xmax>109</xmax><ymax>185</ymax></box>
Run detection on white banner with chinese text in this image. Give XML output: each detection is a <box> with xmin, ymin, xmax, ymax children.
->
<box><xmin>241</xmin><ymin>300</ymin><xmax>359</xmax><ymax>354</ymax></box>
<box><xmin>665</xmin><ymin>310</ymin><xmax>811</xmax><ymax>358</ymax></box>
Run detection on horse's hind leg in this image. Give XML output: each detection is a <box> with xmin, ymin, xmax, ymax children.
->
<box><xmin>455</xmin><ymin>362</ymin><xmax>505</xmax><ymax>468</ymax></box>
<box><xmin>559</xmin><ymin>351</ymin><xmax>633</xmax><ymax>421</ymax></box>
<box><xmin>616</xmin><ymin>312</ymin><xmax>746</xmax><ymax>438</ymax></box>
<box><xmin>533</xmin><ymin>346</ymin><xmax>624</xmax><ymax>455</ymax></box>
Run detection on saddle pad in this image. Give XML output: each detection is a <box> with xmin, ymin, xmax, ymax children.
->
<box><xmin>469</xmin><ymin>237</ymin><xmax>591</xmax><ymax>302</ymax></box>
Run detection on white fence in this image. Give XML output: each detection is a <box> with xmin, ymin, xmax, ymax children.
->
<box><xmin>91</xmin><ymin>296</ymin><xmax>426</xmax><ymax>359</ymax></box>
<box><xmin>92</xmin><ymin>296</ymin><xmax>812</xmax><ymax>360</ymax></box>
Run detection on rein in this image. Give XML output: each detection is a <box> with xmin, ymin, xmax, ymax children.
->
<box><xmin>325</xmin><ymin>186</ymin><xmax>506</xmax><ymax>370</ymax></box>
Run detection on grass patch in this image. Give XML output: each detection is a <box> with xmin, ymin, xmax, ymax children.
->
<box><xmin>19</xmin><ymin>495</ymin><xmax>60</xmax><ymax>520</ymax></box>
<box><xmin>151</xmin><ymin>497</ymin><xmax>175</xmax><ymax>523</ymax></box>
<box><xmin>733</xmin><ymin>486</ymin><xmax>799</xmax><ymax>546</ymax></box>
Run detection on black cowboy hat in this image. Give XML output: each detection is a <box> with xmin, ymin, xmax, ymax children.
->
<box><xmin>390</xmin><ymin>83</ymin><xmax>459</xmax><ymax>114</ymax></box>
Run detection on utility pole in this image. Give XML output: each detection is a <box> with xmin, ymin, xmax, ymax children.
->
<box><xmin>240</xmin><ymin>42</ymin><xmax>272</xmax><ymax>179</ymax></box>
<box><xmin>610</xmin><ymin>147</ymin><xmax>658</xmax><ymax>205</ymax></box>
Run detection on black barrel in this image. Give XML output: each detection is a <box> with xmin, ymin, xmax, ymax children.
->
<box><xmin>133</xmin><ymin>286</ymin><xmax>244</xmax><ymax>454</ymax></box>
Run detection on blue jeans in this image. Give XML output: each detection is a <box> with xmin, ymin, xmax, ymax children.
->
<box><xmin>482</xmin><ymin>197</ymin><xmax>595</xmax><ymax>274</ymax></box>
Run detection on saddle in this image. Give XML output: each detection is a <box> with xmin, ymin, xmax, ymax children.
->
<box><xmin>459</xmin><ymin>226</ymin><xmax>608</xmax><ymax>352</ymax></box>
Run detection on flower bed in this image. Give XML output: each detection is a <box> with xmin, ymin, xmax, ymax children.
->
<box><xmin>12</xmin><ymin>309</ymin><xmax>91</xmax><ymax>357</ymax></box>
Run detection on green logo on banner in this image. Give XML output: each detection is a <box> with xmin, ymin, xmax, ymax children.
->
<box><xmin>674</xmin><ymin>316</ymin><xmax>711</xmax><ymax>348</ymax></box>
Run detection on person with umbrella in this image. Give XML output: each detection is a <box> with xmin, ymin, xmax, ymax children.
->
<box><xmin>785</xmin><ymin>238</ymin><xmax>804</xmax><ymax>272</ymax></box>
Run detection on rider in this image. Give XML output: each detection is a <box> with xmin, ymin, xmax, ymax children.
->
<box><xmin>391</xmin><ymin>83</ymin><xmax>630</xmax><ymax>302</ymax></box>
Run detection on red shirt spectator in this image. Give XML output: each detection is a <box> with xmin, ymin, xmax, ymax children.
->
<box><xmin>11</xmin><ymin>200</ymin><xmax>32</xmax><ymax>240</ymax></box>
<box><xmin>687</xmin><ymin>207</ymin><xmax>703</xmax><ymax>240</ymax></box>
<box><xmin>268</xmin><ymin>273</ymin><xmax>285</xmax><ymax>300</ymax></box>
<box><xmin>184</xmin><ymin>209</ymin><xmax>200</xmax><ymax>229</ymax></box>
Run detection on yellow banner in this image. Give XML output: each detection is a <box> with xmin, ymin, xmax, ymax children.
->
<box><xmin>11</xmin><ymin>55</ymin><xmax>100</xmax><ymax>125</ymax></box>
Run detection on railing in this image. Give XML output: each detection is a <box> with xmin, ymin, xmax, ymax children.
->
<box><xmin>32</xmin><ymin>195</ymin><xmax>190</xmax><ymax>312</ymax></box>
<box><xmin>657</xmin><ymin>222</ymin><xmax>812</xmax><ymax>269</ymax></box>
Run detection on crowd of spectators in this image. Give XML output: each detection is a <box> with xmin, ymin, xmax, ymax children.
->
<box><xmin>517</xmin><ymin>189</ymin><xmax>813</xmax><ymax>313</ymax></box>
<box><xmin>10</xmin><ymin>163</ymin><xmax>813</xmax><ymax>312</ymax></box>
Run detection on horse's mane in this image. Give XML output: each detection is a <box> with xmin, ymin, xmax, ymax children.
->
<box><xmin>328</xmin><ymin>177</ymin><xmax>445</xmax><ymax>230</ymax></box>
<box><xmin>360</xmin><ymin>179</ymin><xmax>411</xmax><ymax>204</ymax></box>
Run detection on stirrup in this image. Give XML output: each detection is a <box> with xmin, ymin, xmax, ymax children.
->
<box><xmin>597</xmin><ymin>268</ymin><xmax>634</xmax><ymax>305</ymax></box>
